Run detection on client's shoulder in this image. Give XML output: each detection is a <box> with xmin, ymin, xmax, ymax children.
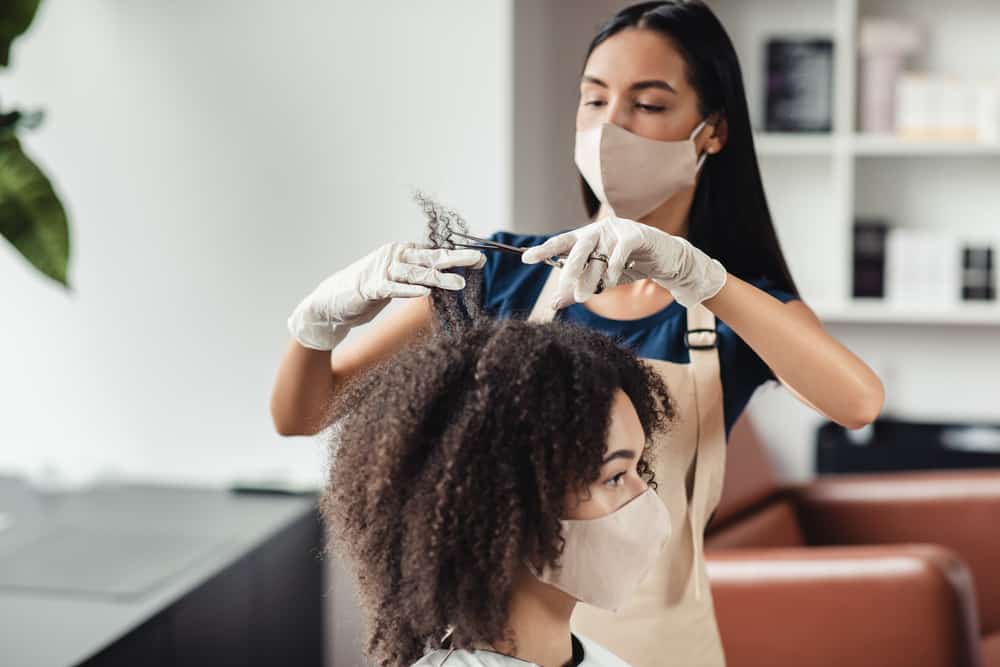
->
<box><xmin>411</xmin><ymin>648</ymin><xmax>516</xmax><ymax>666</ymax></box>
<box><xmin>576</xmin><ymin>634</ymin><xmax>633</xmax><ymax>666</ymax></box>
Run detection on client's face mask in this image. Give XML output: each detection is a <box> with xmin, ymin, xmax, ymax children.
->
<box><xmin>574</xmin><ymin>120</ymin><xmax>708</xmax><ymax>221</ymax></box>
<box><xmin>532</xmin><ymin>487</ymin><xmax>671</xmax><ymax>611</ymax></box>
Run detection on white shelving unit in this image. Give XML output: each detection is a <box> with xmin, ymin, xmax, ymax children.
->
<box><xmin>851</xmin><ymin>134</ymin><xmax>1000</xmax><ymax>157</ymax></box>
<box><xmin>512</xmin><ymin>0</ymin><xmax>1000</xmax><ymax>477</ymax></box>
<box><xmin>756</xmin><ymin>133</ymin><xmax>1000</xmax><ymax>158</ymax></box>
<box><xmin>812</xmin><ymin>300</ymin><xmax>1000</xmax><ymax>325</ymax></box>
<box><xmin>755</xmin><ymin>133</ymin><xmax>835</xmax><ymax>157</ymax></box>
<box><xmin>715</xmin><ymin>0</ymin><xmax>1000</xmax><ymax>326</ymax></box>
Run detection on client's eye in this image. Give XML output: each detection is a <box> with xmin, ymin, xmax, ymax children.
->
<box><xmin>605</xmin><ymin>471</ymin><xmax>626</xmax><ymax>487</ymax></box>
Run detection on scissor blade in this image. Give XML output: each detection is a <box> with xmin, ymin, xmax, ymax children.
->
<box><xmin>449</xmin><ymin>230</ymin><xmax>565</xmax><ymax>268</ymax></box>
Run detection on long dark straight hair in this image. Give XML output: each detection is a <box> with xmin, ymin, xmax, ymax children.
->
<box><xmin>581</xmin><ymin>0</ymin><xmax>799</xmax><ymax>295</ymax></box>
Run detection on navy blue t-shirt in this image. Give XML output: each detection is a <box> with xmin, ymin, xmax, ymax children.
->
<box><xmin>480</xmin><ymin>231</ymin><xmax>799</xmax><ymax>439</ymax></box>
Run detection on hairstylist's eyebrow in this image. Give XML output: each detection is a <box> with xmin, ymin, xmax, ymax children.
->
<box><xmin>602</xmin><ymin>449</ymin><xmax>637</xmax><ymax>464</ymax></box>
<box><xmin>581</xmin><ymin>75</ymin><xmax>677</xmax><ymax>94</ymax></box>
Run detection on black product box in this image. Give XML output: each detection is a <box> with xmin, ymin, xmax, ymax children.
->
<box><xmin>765</xmin><ymin>37</ymin><xmax>834</xmax><ymax>132</ymax></box>
<box><xmin>963</xmin><ymin>245</ymin><xmax>995</xmax><ymax>301</ymax></box>
<box><xmin>852</xmin><ymin>220</ymin><xmax>889</xmax><ymax>298</ymax></box>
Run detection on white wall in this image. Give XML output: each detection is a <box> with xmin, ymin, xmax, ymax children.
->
<box><xmin>511</xmin><ymin>0</ymin><xmax>613</xmax><ymax>232</ymax></box>
<box><xmin>0</xmin><ymin>0</ymin><xmax>511</xmax><ymax>488</ymax></box>
<box><xmin>1</xmin><ymin>4</ymin><xmax>511</xmax><ymax>665</ymax></box>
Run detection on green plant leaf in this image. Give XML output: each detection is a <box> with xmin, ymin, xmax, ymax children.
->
<box><xmin>0</xmin><ymin>0</ymin><xmax>41</xmax><ymax>67</ymax></box>
<box><xmin>0</xmin><ymin>131</ymin><xmax>70</xmax><ymax>286</ymax></box>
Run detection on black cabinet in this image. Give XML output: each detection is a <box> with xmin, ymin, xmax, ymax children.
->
<box><xmin>81</xmin><ymin>511</ymin><xmax>323</xmax><ymax>667</ymax></box>
<box><xmin>0</xmin><ymin>482</ymin><xmax>324</xmax><ymax>667</ymax></box>
<box><xmin>817</xmin><ymin>417</ymin><xmax>1000</xmax><ymax>474</ymax></box>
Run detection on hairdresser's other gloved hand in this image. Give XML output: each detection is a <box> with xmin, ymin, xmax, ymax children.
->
<box><xmin>520</xmin><ymin>216</ymin><xmax>727</xmax><ymax>310</ymax></box>
<box><xmin>287</xmin><ymin>242</ymin><xmax>486</xmax><ymax>350</ymax></box>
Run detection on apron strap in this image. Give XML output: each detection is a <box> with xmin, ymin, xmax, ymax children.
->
<box><xmin>527</xmin><ymin>266</ymin><xmax>561</xmax><ymax>323</ymax></box>
<box><xmin>685</xmin><ymin>303</ymin><xmax>725</xmax><ymax>601</ymax></box>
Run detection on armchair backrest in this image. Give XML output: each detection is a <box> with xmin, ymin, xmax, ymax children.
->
<box><xmin>706</xmin><ymin>413</ymin><xmax>805</xmax><ymax>549</ymax></box>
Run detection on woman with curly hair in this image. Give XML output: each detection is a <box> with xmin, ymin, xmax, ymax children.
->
<box><xmin>322</xmin><ymin>304</ymin><xmax>674</xmax><ymax>667</ymax></box>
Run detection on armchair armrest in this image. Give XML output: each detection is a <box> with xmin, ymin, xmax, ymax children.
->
<box><xmin>792</xmin><ymin>470</ymin><xmax>1000</xmax><ymax>635</ymax></box>
<box><xmin>706</xmin><ymin>544</ymin><xmax>980</xmax><ymax>667</ymax></box>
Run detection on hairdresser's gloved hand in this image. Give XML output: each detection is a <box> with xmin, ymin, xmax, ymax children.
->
<box><xmin>287</xmin><ymin>242</ymin><xmax>486</xmax><ymax>350</ymax></box>
<box><xmin>521</xmin><ymin>216</ymin><xmax>727</xmax><ymax>310</ymax></box>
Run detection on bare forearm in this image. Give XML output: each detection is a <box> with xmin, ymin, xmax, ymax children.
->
<box><xmin>270</xmin><ymin>340</ymin><xmax>338</xmax><ymax>436</ymax></box>
<box><xmin>704</xmin><ymin>275</ymin><xmax>884</xmax><ymax>429</ymax></box>
<box><xmin>271</xmin><ymin>295</ymin><xmax>435</xmax><ymax>437</ymax></box>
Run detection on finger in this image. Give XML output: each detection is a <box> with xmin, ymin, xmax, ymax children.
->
<box><xmin>385</xmin><ymin>282</ymin><xmax>432</xmax><ymax>299</ymax></box>
<box><xmin>401</xmin><ymin>247</ymin><xmax>486</xmax><ymax>270</ymax></box>
<box><xmin>606</xmin><ymin>242</ymin><xmax>631</xmax><ymax>287</ymax></box>
<box><xmin>553</xmin><ymin>234</ymin><xmax>598</xmax><ymax>308</ymax></box>
<box><xmin>390</xmin><ymin>263</ymin><xmax>467</xmax><ymax>290</ymax></box>
<box><xmin>520</xmin><ymin>233</ymin><xmax>577</xmax><ymax>264</ymax></box>
<box><xmin>574</xmin><ymin>257</ymin><xmax>606</xmax><ymax>303</ymax></box>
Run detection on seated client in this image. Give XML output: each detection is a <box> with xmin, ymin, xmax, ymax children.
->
<box><xmin>321</xmin><ymin>258</ymin><xmax>675</xmax><ymax>667</ymax></box>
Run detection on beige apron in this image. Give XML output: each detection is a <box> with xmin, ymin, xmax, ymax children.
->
<box><xmin>528</xmin><ymin>268</ymin><xmax>728</xmax><ymax>667</ymax></box>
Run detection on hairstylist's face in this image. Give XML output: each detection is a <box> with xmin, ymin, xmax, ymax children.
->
<box><xmin>564</xmin><ymin>389</ymin><xmax>649</xmax><ymax>520</ymax></box>
<box><xmin>577</xmin><ymin>28</ymin><xmax>713</xmax><ymax>152</ymax></box>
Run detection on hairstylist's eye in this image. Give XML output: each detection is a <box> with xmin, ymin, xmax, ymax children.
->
<box><xmin>583</xmin><ymin>99</ymin><xmax>606</xmax><ymax>108</ymax></box>
<box><xmin>604</xmin><ymin>471</ymin><xmax>626</xmax><ymax>488</ymax></box>
<box><xmin>635</xmin><ymin>103</ymin><xmax>666</xmax><ymax>113</ymax></box>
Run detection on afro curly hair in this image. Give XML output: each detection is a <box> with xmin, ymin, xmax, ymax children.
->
<box><xmin>320</xmin><ymin>197</ymin><xmax>674</xmax><ymax>666</ymax></box>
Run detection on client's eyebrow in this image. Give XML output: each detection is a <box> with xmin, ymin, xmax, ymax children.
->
<box><xmin>582</xmin><ymin>75</ymin><xmax>676</xmax><ymax>94</ymax></box>
<box><xmin>602</xmin><ymin>449</ymin><xmax>637</xmax><ymax>464</ymax></box>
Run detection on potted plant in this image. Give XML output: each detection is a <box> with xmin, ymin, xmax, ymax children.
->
<box><xmin>0</xmin><ymin>0</ymin><xmax>70</xmax><ymax>286</ymax></box>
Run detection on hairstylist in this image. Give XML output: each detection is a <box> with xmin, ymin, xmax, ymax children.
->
<box><xmin>271</xmin><ymin>1</ymin><xmax>884</xmax><ymax>665</ymax></box>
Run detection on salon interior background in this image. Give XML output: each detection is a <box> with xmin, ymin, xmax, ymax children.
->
<box><xmin>3</xmin><ymin>1</ymin><xmax>998</xmax><ymax>665</ymax></box>
<box><xmin>4</xmin><ymin>0</ymin><xmax>1000</xmax><ymax>532</ymax></box>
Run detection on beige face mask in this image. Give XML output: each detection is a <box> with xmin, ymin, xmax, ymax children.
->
<box><xmin>532</xmin><ymin>487</ymin><xmax>671</xmax><ymax>611</ymax></box>
<box><xmin>575</xmin><ymin>120</ymin><xmax>709</xmax><ymax>221</ymax></box>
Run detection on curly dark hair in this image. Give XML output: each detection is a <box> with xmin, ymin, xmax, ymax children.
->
<box><xmin>413</xmin><ymin>191</ymin><xmax>485</xmax><ymax>333</ymax></box>
<box><xmin>319</xmin><ymin>196</ymin><xmax>674</xmax><ymax>666</ymax></box>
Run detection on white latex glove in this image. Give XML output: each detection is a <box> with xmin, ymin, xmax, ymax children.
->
<box><xmin>287</xmin><ymin>242</ymin><xmax>486</xmax><ymax>350</ymax></box>
<box><xmin>520</xmin><ymin>216</ymin><xmax>727</xmax><ymax>310</ymax></box>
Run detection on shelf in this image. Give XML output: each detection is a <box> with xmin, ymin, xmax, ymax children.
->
<box><xmin>813</xmin><ymin>300</ymin><xmax>1000</xmax><ymax>325</ymax></box>
<box><xmin>755</xmin><ymin>132</ymin><xmax>834</xmax><ymax>157</ymax></box>
<box><xmin>754</xmin><ymin>133</ymin><xmax>1000</xmax><ymax>158</ymax></box>
<box><xmin>852</xmin><ymin>134</ymin><xmax>1000</xmax><ymax>157</ymax></box>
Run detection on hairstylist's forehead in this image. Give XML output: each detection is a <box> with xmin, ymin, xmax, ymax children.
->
<box><xmin>580</xmin><ymin>28</ymin><xmax>692</xmax><ymax>97</ymax></box>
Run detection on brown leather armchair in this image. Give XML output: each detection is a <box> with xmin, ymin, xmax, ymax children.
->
<box><xmin>705</xmin><ymin>415</ymin><xmax>1000</xmax><ymax>667</ymax></box>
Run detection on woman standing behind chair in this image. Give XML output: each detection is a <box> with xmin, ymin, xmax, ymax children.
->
<box><xmin>273</xmin><ymin>2</ymin><xmax>884</xmax><ymax>664</ymax></box>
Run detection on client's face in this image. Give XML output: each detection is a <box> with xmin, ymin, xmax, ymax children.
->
<box><xmin>563</xmin><ymin>388</ymin><xmax>649</xmax><ymax>520</ymax></box>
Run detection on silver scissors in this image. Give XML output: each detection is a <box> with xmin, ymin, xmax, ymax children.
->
<box><xmin>447</xmin><ymin>230</ymin><xmax>638</xmax><ymax>294</ymax></box>
<box><xmin>446</xmin><ymin>230</ymin><xmax>586</xmax><ymax>269</ymax></box>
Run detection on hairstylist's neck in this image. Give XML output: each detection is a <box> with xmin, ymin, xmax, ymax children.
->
<box><xmin>642</xmin><ymin>185</ymin><xmax>695</xmax><ymax>238</ymax></box>
<box><xmin>491</xmin><ymin>566</ymin><xmax>576</xmax><ymax>667</ymax></box>
<box><xmin>597</xmin><ymin>186</ymin><xmax>694</xmax><ymax>239</ymax></box>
